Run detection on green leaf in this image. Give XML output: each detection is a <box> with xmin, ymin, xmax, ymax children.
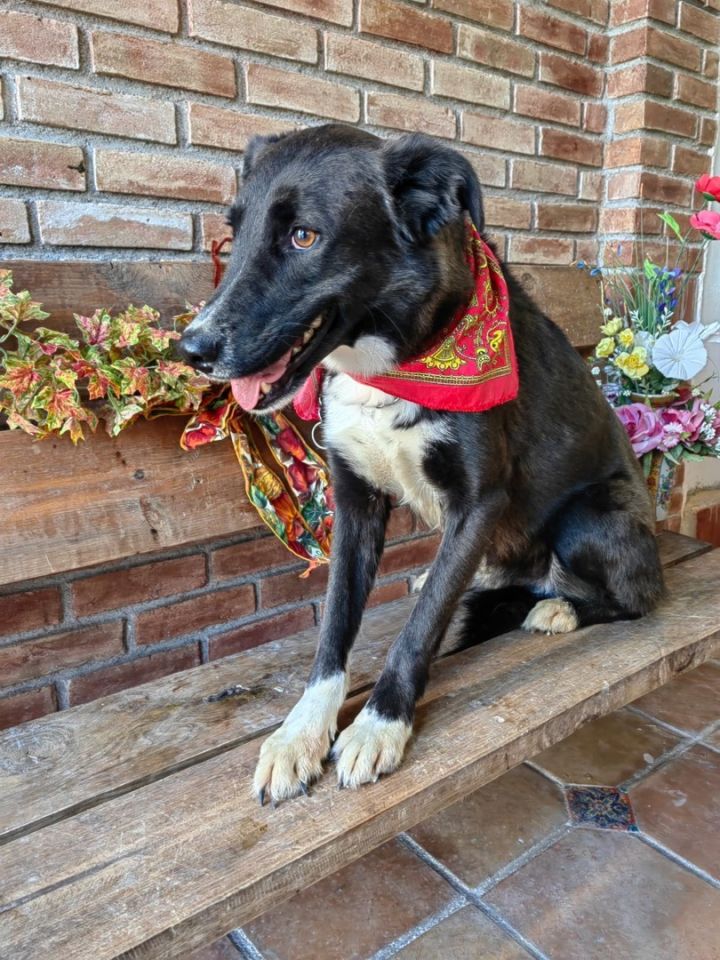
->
<box><xmin>658</xmin><ymin>212</ymin><xmax>683</xmax><ymax>242</ymax></box>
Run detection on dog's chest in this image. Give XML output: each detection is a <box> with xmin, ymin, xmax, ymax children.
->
<box><xmin>322</xmin><ymin>374</ymin><xmax>446</xmax><ymax>527</ymax></box>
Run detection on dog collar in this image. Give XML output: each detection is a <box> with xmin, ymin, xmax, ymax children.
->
<box><xmin>294</xmin><ymin>221</ymin><xmax>518</xmax><ymax>421</ymax></box>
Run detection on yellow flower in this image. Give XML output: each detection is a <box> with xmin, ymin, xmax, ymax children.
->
<box><xmin>595</xmin><ymin>336</ymin><xmax>615</xmax><ymax>358</ymax></box>
<box><xmin>601</xmin><ymin>317</ymin><xmax>623</xmax><ymax>336</ymax></box>
<box><xmin>615</xmin><ymin>347</ymin><xmax>649</xmax><ymax>379</ymax></box>
<box><xmin>617</xmin><ymin>328</ymin><xmax>634</xmax><ymax>349</ymax></box>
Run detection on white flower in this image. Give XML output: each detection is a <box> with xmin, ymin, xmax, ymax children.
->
<box><xmin>652</xmin><ymin>322</ymin><xmax>708</xmax><ymax>381</ymax></box>
<box><xmin>634</xmin><ymin>331</ymin><xmax>655</xmax><ymax>363</ymax></box>
<box><xmin>685</xmin><ymin>319</ymin><xmax>720</xmax><ymax>343</ymax></box>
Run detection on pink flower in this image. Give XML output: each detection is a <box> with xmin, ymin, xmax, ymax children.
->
<box><xmin>695</xmin><ymin>174</ymin><xmax>720</xmax><ymax>203</ymax></box>
<box><xmin>690</xmin><ymin>209</ymin><xmax>720</xmax><ymax>240</ymax></box>
<box><xmin>615</xmin><ymin>404</ymin><xmax>663</xmax><ymax>456</ymax></box>
<box><xmin>657</xmin><ymin>400</ymin><xmax>706</xmax><ymax>451</ymax></box>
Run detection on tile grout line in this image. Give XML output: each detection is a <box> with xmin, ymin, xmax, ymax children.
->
<box><xmin>624</xmin><ymin>702</ymin><xmax>718</xmax><ymax>740</ymax></box>
<box><xmin>368</xmin><ymin>895</ymin><xmax>468</xmax><ymax>960</ymax></box>
<box><xmin>635</xmin><ymin>833</ymin><xmax>720</xmax><ymax>891</ymax></box>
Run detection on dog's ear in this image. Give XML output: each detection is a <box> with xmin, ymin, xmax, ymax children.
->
<box><xmin>242</xmin><ymin>133</ymin><xmax>288</xmax><ymax>179</ymax></box>
<box><xmin>382</xmin><ymin>134</ymin><xmax>484</xmax><ymax>243</ymax></box>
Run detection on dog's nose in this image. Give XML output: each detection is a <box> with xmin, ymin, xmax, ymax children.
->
<box><xmin>178</xmin><ymin>329</ymin><xmax>221</xmax><ymax>372</ymax></box>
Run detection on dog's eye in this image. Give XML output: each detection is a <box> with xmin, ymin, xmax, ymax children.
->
<box><xmin>291</xmin><ymin>227</ymin><xmax>319</xmax><ymax>250</ymax></box>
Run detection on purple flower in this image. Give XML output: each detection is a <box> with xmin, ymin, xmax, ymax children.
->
<box><xmin>615</xmin><ymin>404</ymin><xmax>664</xmax><ymax>456</ymax></box>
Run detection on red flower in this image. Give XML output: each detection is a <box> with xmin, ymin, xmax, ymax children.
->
<box><xmin>690</xmin><ymin>209</ymin><xmax>720</xmax><ymax>240</ymax></box>
<box><xmin>695</xmin><ymin>174</ymin><xmax>720</xmax><ymax>203</ymax></box>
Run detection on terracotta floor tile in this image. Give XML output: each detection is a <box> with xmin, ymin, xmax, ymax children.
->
<box><xmin>630</xmin><ymin>744</ymin><xmax>720</xmax><ymax>880</ymax></box>
<box><xmin>176</xmin><ymin>938</ymin><xmax>240</xmax><ymax>960</ymax></box>
<box><xmin>630</xmin><ymin>662</ymin><xmax>720</xmax><ymax>734</ymax></box>
<box><xmin>243</xmin><ymin>839</ymin><xmax>455</xmax><ymax>960</ymax></box>
<box><xmin>485</xmin><ymin>829</ymin><xmax>720</xmax><ymax>960</ymax></box>
<box><xmin>531</xmin><ymin>708</ymin><xmax>679</xmax><ymax>786</ymax></box>
<box><xmin>396</xmin><ymin>906</ymin><xmax>532</xmax><ymax>959</ymax></box>
<box><xmin>408</xmin><ymin>764</ymin><xmax>567</xmax><ymax>887</ymax></box>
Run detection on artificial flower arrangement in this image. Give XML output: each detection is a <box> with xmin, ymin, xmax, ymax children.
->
<box><xmin>583</xmin><ymin>174</ymin><xmax>720</xmax><ymax>488</ymax></box>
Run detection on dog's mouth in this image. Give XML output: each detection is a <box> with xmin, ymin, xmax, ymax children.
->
<box><xmin>229</xmin><ymin>314</ymin><xmax>327</xmax><ymax>412</ymax></box>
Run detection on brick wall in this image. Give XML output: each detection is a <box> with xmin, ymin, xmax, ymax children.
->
<box><xmin>0</xmin><ymin>505</ymin><xmax>436</xmax><ymax>730</ymax></box>
<box><xmin>0</xmin><ymin>0</ymin><xmax>716</xmax><ymax>264</ymax></box>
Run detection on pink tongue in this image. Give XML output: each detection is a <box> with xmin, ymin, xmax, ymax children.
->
<box><xmin>230</xmin><ymin>349</ymin><xmax>293</xmax><ymax>411</ymax></box>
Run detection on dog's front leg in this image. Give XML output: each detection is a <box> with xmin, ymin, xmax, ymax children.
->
<box><xmin>333</xmin><ymin>493</ymin><xmax>506</xmax><ymax>789</ymax></box>
<box><xmin>253</xmin><ymin>460</ymin><xmax>390</xmax><ymax>804</ymax></box>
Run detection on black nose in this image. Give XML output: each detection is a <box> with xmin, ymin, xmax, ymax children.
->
<box><xmin>177</xmin><ymin>330</ymin><xmax>220</xmax><ymax>372</ymax></box>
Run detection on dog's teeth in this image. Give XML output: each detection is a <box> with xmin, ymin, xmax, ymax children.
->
<box><xmin>302</xmin><ymin>329</ymin><xmax>314</xmax><ymax>344</ymax></box>
<box><xmin>310</xmin><ymin>316</ymin><xmax>323</xmax><ymax>330</ymax></box>
<box><xmin>260</xmin><ymin>382</ymin><xmax>271</xmax><ymax>395</ymax></box>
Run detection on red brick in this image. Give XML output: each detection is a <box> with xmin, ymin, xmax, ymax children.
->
<box><xmin>18</xmin><ymin>77</ymin><xmax>176</xmax><ymax>144</ymax></box>
<box><xmin>0</xmin><ymin>687</ymin><xmax>56</xmax><ymax>732</ymax></box>
<box><xmin>386</xmin><ymin>505</ymin><xmax>416</xmax><ymax>540</ymax></box>
<box><xmin>461</xmin><ymin>151</ymin><xmax>507</xmax><ymax>188</ymax></box>
<box><xmin>95</xmin><ymin>150</ymin><xmax>236</xmax><ymax>204</ymax></box>
<box><xmin>188</xmin><ymin>0</ymin><xmax>318</xmax><ymax>63</ymax></box>
<box><xmin>209</xmin><ymin>607</ymin><xmax>315</xmax><ymax>659</ymax></box>
<box><xmin>485</xmin><ymin>198</ymin><xmax>533</xmax><ymax>229</ymax></box>
<box><xmin>0</xmin><ymin>622</ymin><xmax>124</xmax><ymax>686</ymax></box>
<box><xmin>457</xmin><ymin>24</ymin><xmax>536</xmax><ymax>77</ymax></box>
<box><xmin>0</xmin><ymin>199</ymin><xmax>31</xmax><ymax>244</ymax></box>
<box><xmin>599</xmin><ymin>206</ymin><xmax>663</xmax><ymax>234</ymax></box>
<box><xmin>37</xmin><ymin>201</ymin><xmax>192</xmax><ymax>250</ymax></box>
<box><xmin>0</xmin><ymin>138</ymin><xmax>85</xmax><ymax>191</ymax></box>
<box><xmin>701</xmin><ymin>117</ymin><xmax>718</xmax><ymax>146</ymax></box>
<box><xmin>538</xmin><ymin>52</ymin><xmax>603</xmax><ymax>97</ymax></box>
<box><xmin>72</xmin><ymin>556</ymin><xmax>207</xmax><ymax>617</ymax></box>
<box><xmin>518</xmin><ymin>8</ymin><xmax>588</xmax><ymax>54</ymax></box>
<box><xmin>461</xmin><ymin>112</ymin><xmax>536</xmax><ymax>156</ymax></box>
<box><xmin>546</xmin><ymin>0</ymin><xmax>609</xmax><ymax>23</ymax></box>
<box><xmin>536</xmin><ymin>203</ymin><xmax>598</xmax><ymax>232</ymax></box>
<box><xmin>0</xmin><ymin>9</ymin><xmax>78</xmax><ymax>68</ymax></box>
<box><xmin>201</xmin><ymin>213</ymin><xmax>231</xmax><ymax>251</ymax></box>
<box><xmin>514</xmin><ymin>85</ymin><xmax>582</xmax><ymax>127</ymax></box>
<box><xmin>610</xmin><ymin>26</ymin><xmax>648</xmax><ymax>63</ymax></box>
<box><xmin>540</xmin><ymin>128</ymin><xmax>603</xmax><ymax>166</ymax></box>
<box><xmin>696</xmin><ymin>504</ymin><xmax>720</xmax><ymax>547</ymax></box>
<box><xmin>510</xmin><ymin>158</ymin><xmax>578</xmax><ymax>196</ymax></box>
<box><xmin>605</xmin><ymin>135</ymin><xmax>671</xmax><ymax>168</ymax></box>
<box><xmin>646</xmin><ymin>25</ymin><xmax>704</xmax><ymax>70</ymax></box>
<box><xmin>251</xmin><ymin>0</ymin><xmax>351</xmax><ymax>25</ymax></box>
<box><xmin>367</xmin><ymin>579</ymin><xmax>409</xmax><ymax>608</ymax></box>
<box><xmin>705</xmin><ymin>49</ymin><xmax>719</xmax><ymax>81</ymax></box>
<box><xmin>0</xmin><ymin>587</ymin><xmax>63</xmax><ymax>638</ymax></box>
<box><xmin>609</xmin><ymin>0</ymin><xmax>676</xmax><ymax>25</ymax></box>
<box><xmin>69</xmin><ymin>646</ymin><xmax>200</xmax><ymax>706</ymax></box>
<box><xmin>675</xmin><ymin>74</ymin><xmax>718</xmax><ymax>111</ymax></box>
<box><xmin>326</xmin><ymin>35</ymin><xmax>424</xmax><ymax>91</ymax></box>
<box><xmin>606</xmin><ymin>62</ymin><xmax>673</xmax><ymax>98</ymax></box>
<box><xmin>360</xmin><ymin>0</ymin><xmax>453</xmax><ymax>54</ymax></box>
<box><xmin>587</xmin><ymin>33</ymin><xmax>609</xmax><ymax>62</ymax></box>
<box><xmin>379</xmin><ymin>535</ymin><xmax>441</xmax><ymax>576</ymax></box>
<box><xmin>189</xmin><ymin>104</ymin><xmax>295</xmax><ymax>153</ymax></box>
<box><xmin>575</xmin><ymin>239</ymin><xmax>599</xmax><ymax>262</ymax></box>
<box><xmin>30</xmin><ymin>0</ymin><xmax>179</xmax><ymax>32</ymax></box>
<box><xmin>246</xmin><ymin>64</ymin><xmax>359</xmax><ymax>122</ymax></box>
<box><xmin>507</xmin><ymin>236</ymin><xmax>575</xmax><ymax>264</ymax></box>
<box><xmin>607</xmin><ymin>170</ymin><xmax>643</xmax><ymax>200</ymax></box>
<box><xmin>679</xmin><ymin>2</ymin><xmax>720</xmax><ymax>44</ymax></box>
<box><xmin>579</xmin><ymin>169</ymin><xmax>603</xmax><ymax>201</ymax></box>
<box><xmin>431</xmin><ymin>61</ymin><xmax>510</xmax><ymax>110</ymax></box>
<box><xmin>614</xmin><ymin>100</ymin><xmax>698</xmax><ymax>140</ymax></box>
<box><xmin>432</xmin><ymin>0</ymin><xmax>514</xmax><ymax>30</ymax></box>
<box><xmin>583</xmin><ymin>103</ymin><xmax>607</xmax><ymax>134</ymax></box>
<box><xmin>260</xmin><ymin>566</ymin><xmax>329</xmax><ymax>608</ymax></box>
<box><xmin>639</xmin><ymin>173</ymin><xmax>693</xmax><ymax>206</ymax></box>
<box><xmin>673</xmin><ymin>145</ymin><xmax>713</xmax><ymax>178</ymax></box>
<box><xmin>212</xmin><ymin>536</ymin><xmax>300</xmax><ymax>580</ymax></box>
<box><xmin>368</xmin><ymin>92</ymin><xmax>456</xmax><ymax>139</ymax></box>
<box><xmin>91</xmin><ymin>32</ymin><xmax>236</xmax><ymax>98</ymax></box>
<box><xmin>135</xmin><ymin>584</ymin><xmax>256</xmax><ymax>644</ymax></box>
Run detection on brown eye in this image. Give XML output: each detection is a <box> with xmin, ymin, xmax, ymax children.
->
<box><xmin>291</xmin><ymin>227</ymin><xmax>318</xmax><ymax>250</ymax></box>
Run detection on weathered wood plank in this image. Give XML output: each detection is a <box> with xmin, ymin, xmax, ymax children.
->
<box><xmin>654</xmin><ymin>530</ymin><xmax>712</xmax><ymax>567</ymax></box>
<box><xmin>1</xmin><ymin>549</ymin><xmax>719</xmax><ymax>960</ymax></box>
<box><xmin>0</xmin><ymin>534</ymin><xmax>692</xmax><ymax>842</ymax></box>
<box><xmin>0</xmin><ymin>418</ymin><xmax>256</xmax><ymax>587</ymax></box>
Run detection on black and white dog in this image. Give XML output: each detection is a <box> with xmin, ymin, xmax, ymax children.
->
<box><xmin>180</xmin><ymin>124</ymin><xmax>663</xmax><ymax>803</ymax></box>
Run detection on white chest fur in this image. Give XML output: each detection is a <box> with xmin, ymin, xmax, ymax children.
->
<box><xmin>322</xmin><ymin>373</ymin><xmax>447</xmax><ymax>528</ymax></box>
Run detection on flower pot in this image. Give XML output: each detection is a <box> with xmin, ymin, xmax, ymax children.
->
<box><xmin>645</xmin><ymin>450</ymin><xmax>679</xmax><ymax>521</ymax></box>
<box><xmin>630</xmin><ymin>392</ymin><xmax>678</xmax><ymax>408</ymax></box>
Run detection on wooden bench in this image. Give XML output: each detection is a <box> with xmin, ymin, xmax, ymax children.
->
<box><xmin>1</xmin><ymin>532</ymin><xmax>718</xmax><ymax>960</ymax></box>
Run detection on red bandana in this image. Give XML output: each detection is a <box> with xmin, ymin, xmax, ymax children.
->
<box><xmin>294</xmin><ymin>220</ymin><xmax>517</xmax><ymax>421</ymax></box>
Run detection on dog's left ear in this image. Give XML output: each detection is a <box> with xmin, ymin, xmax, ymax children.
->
<box><xmin>382</xmin><ymin>134</ymin><xmax>484</xmax><ymax>243</ymax></box>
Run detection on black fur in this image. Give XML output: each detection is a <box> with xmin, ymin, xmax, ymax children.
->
<box><xmin>180</xmin><ymin>124</ymin><xmax>664</xmax><ymax>772</ymax></box>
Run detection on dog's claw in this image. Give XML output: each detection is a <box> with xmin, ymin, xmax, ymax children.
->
<box><xmin>258</xmin><ymin>787</ymin><xmax>266</xmax><ymax>807</ymax></box>
<box><xmin>300</xmin><ymin>781</ymin><xmax>310</xmax><ymax>796</ymax></box>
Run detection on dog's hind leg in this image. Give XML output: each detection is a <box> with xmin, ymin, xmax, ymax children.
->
<box><xmin>253</xmin><ymin>459</ymin><xmax>390</xmax><ymax>804</ymax></box>
<box><xmin>453</xmin><ymin>584</ymin><xmax>538</xmax><ymax>650</ymax></box>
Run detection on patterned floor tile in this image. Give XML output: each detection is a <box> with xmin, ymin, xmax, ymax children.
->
<box><xmin>531</xmin><ymin>708</ymin><xmax>679</xmax><ymax>786</ymax></box>
<box><xmin>242</xmin><ymin>839</ymin><xmax>455</xmax><ymax>960</ymax></box>
<box><xmin>630</xmin><ymin>662</ymin><xmax>720</xmax><ymax>734</ymax></box>
<box><xmin>408</xmin><ymin>764</ymin><xmax>567</xmax><ymax>887</ymax></box>
<box><xmin>395</xmin><ymin>906</ymin><xmax>533</xmax><ymax>959</ymax></box>
<box><xmin>485</xmin><ymin>830</ymin><xmax>720</xmax><ymax>960</ymax></box>
<box><xmin>630</xmin><ymin>744</ymin><xmax>720</xmax><ymax>881</ymax></box>
<box><xmin>566</xmin><ymin>785</ymin><xmax>638</xmax><ymax>831</ymax></box>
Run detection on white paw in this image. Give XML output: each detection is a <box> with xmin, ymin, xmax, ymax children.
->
<box><xmin>332</xmin><ymin>707</ymin><xmax>412</xmax><ymax>789</ymax></box>
<box><xmin>253</xmin><ymin>673</ymin><xmax>347</xmax><ymax>804</ymax></box>
<box><xmin>523</xmin><ymin>598</ymin><xmax>579</xmax><ymax>635</ymax></box>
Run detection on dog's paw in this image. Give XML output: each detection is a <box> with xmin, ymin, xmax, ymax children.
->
<box><xmin>332</xmin><ymin>708</ymin><xmax>411</xmax><ymax>789</ymax></box>
<box><xmin>253</xmin><ymin>673</ymin><xmax>347</xmax><ymax>805</ymax></box>
<box><xmin>522</xmin><ymin>598</ymin><xmax>578</xmax><ymax>635</ymax></box>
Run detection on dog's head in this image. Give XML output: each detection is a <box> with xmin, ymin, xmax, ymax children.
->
<box><xmin>179</xmin><ymin>124</ymin><xmax>483</xmax><ymax>412</ymax></box>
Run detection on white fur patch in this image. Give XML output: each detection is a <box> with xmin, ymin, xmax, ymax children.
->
<box><xmin>324</xmin><ymin>335</ymin><xmax>397</xmax><ymax>376</ymax></box>
<box><xmin>332</xmin><ymin>707</ymin><xmax>412</xmax><ymax>789</ymax></box>
<box><xmin>522</xmin><ymin>598</ymin><xmax>579</xmax><ymax>635</ymax></box>
<box><xmin>253</xmin><ymin>672</ymin><xmax>348</xmax><ymax>802</ymax></box>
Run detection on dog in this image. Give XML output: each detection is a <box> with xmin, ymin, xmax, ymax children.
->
<box><xmin>179</xmin><ymin>124</ymin><xmax>664</xmax><ymax>804</ymax></box>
